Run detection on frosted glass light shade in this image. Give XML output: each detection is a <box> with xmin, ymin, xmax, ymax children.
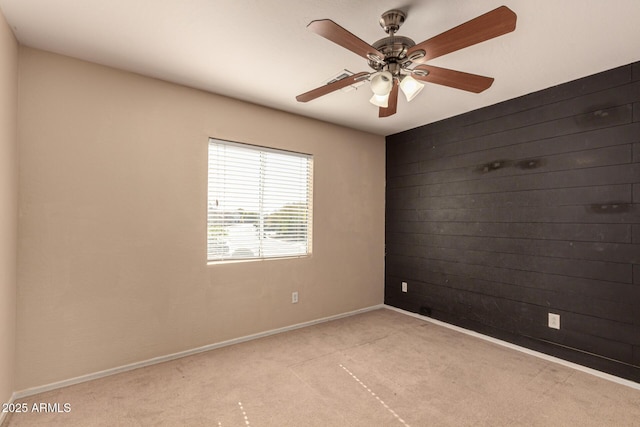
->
<box><xmin>370</xmin><ymin>71</ymin><xmax>393</xmax><ymax>96</ymax></box>
<box><xmin>400</xmin><ymin>75</ymin><xmax>424</xmax><ymax>102</ymax></box>
<box><xmin>369</xmin><ymin>93</ymin><xmax>389</xmax><ymax>108</ymax></box>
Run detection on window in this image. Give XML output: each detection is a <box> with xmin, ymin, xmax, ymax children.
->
<box><xmin>207</xmin><ymin>138</ymin><xmax>313</xmax><ymax>262</ymax></box>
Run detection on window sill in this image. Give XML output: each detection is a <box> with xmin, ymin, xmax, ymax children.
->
<box><xmin>207</xmin><ymin>254</ymin><xmax>311</xmax><ymax>266</ymax></box>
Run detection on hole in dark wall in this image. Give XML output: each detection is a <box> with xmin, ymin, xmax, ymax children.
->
<box><xmin>575</xmin><ymin>104</ymin><xmax>621</xmax><ymax>127</ymax></box>
<box><xmin>515</xmin><ymin>158</ymin><xmax>545</xmax><ymax>169</ymax></box>
<box><xmin>476</xmin><ymin>159</ymin><xmax>510</xmax><ymax>173</ymax></box>
<box><xmin>588</xmin><ymin>202</ymin><xmax>632</xmax><ymax>214</ymax></box>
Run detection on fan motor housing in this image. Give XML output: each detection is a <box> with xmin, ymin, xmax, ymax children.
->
<box><xmin>368</xmin><ymin>36</ymin><xmax>416</xmax><ymax>71</ymax></box>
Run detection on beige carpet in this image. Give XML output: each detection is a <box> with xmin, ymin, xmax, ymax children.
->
<box><xmin>3</xmin><ymin>308</ymin><xmax>640</xmax><ymax>426</ymax></box>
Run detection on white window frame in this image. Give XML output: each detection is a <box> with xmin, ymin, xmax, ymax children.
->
<box><xmin>207</xmin><ymin>138</ymin><xmax>313</xmax><ymax>262</ymax></box>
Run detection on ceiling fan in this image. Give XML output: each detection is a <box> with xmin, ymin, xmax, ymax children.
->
<box><xmin>296</xmin><ymin>6</ymin><xmax>517</xmax><ymax>118</ymax></box>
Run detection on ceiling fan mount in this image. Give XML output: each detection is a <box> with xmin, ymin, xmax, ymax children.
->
<box><xmin>379</xmin><ymin>9</ymin><xmax>406</xmax><ymax>34</ymax></box>
<box><xmin>296</xmin><ymin>6</ymin><xmax>517</xmax><ymax>118</ymax></box>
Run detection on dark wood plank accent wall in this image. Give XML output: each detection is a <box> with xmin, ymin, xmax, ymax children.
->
<box><xmin>385</xmin><ymin>62</ymin><xmax>640</xmax><ymax>382</ymax></box>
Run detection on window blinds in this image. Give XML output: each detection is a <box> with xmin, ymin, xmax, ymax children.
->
<box><xmin>207</xmin><ymin>139</ymin><xmax>313</xmax><ymax>262</ymax></box>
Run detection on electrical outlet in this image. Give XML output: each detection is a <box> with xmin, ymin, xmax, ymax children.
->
<box><xmin>401</xmin><ymin>282</ymin><xmax>408</xmax><ymax>292</ymax></box>
<box><xmin>548</xmin><ymin>313</ymin><xmax>560</xmax><ymax>330</ymax></box>
<box><xmin>292</xmin><ymin>291</ymin><xmax>299</xmax><ymax>304</ymax></box>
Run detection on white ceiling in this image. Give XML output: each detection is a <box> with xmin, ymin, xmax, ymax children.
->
<box><xmin>1</xmin><ymin>0</ymin><xmax>640</xmax><ymax>136</ymax></box>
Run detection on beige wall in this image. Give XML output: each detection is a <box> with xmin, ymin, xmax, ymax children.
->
<box><xmin>16</xmin><ymin>47</ymin><xmax>385</xmax><ymax>391</ymax></box>
<box><xmin>0</xmin><ymin>7</ymin><xmax>18</xmax><ymax>407</ymax></box>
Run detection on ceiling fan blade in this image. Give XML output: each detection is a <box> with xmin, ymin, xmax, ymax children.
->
<box><xmin>296</xmin><ymin>72</ymin><xmax>370</xmax><ymax>103</ymax></box>
<box><xmin>407</xmin><ymin>6</ymin><xmax>516</xmax><ymax>63</ymax></box>
<box><xmin>413</xmin><ymin>65</ymin><xmax>494</xmax><ymax>93</ymax></box>
<box><xmin>307</xmin><ymin>19</ymin><xmax>384</xmax><ymax>63</ymax></box>
<box><xmin>379</xmin><ymin>79</ymin><xmax>399</xmax><ymax>117</ymax></box>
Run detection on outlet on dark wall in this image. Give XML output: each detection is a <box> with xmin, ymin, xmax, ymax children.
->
<box><xmin>385</xmin><ymin>61</ymin><xmax>640</xmax><ymax>382</ymax></box>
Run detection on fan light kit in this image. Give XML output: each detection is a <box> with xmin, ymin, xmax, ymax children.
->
<box><xmin>296</xmin><ymin>6</ymin><xmax>517</xmax><ymax>118</ymax></box>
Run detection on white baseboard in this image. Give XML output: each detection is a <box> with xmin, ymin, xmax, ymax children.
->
<box><xmin>14</xmin><ymin>304</ymin><xmax>385</xmax><ymax>399</ymax></box>
<box><xmin>0</xmin><ymin>392</ymin><xmax>16</xmax><ymax>426</ymax></box>
<box><xmin>385</xmin><ymin>305</ymin><xmax>640</xmax><ymax>391</ymax></box>
<box><xmin>16</xmin><ymin>303</ymin><xmax>634</xmax><ymax>401</ymax></box>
